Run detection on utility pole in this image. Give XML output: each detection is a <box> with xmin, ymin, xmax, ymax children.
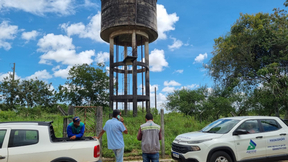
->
<box><xmin>155</xmin><ymin>87</ymin><xmax>157</xmax><ymax>109</ymax></box>
<box><xmin>12</xmin><ymin>63</ymin><xmax>15</xmax><ymax>81</ymax></box>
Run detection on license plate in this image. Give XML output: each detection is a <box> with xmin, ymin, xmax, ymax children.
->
<box><xmin>172</xmin><ymin>152</ymin><xmax>179</xmax><ymax>158</ymax></box>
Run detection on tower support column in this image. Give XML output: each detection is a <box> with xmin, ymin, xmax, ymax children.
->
<box><xmin>132</xmin><ymin>30</ymin><xmax>138</xmax><ymax>117</ymax></box>
<box><xmin>109</xmin><ymin>37</ymin><xmax>114</xmax><ymax>110</ymax></box>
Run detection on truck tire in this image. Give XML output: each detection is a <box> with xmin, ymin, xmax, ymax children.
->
<box><xmin>51</xmin><ymin>157</ymin><xmax>77</xmax><ymax>162</ymax></box>
<box><xmin>210</xmin><ymin>151</ymin><xmax>233</xmax><ymax>162</ymax></box>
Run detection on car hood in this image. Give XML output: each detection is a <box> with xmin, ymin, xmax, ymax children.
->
<box><xmin>173</xmin><ymin>131</ymin><xmax>224</xmax><ymax>144</ymax></box>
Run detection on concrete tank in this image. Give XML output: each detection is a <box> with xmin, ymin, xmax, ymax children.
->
<box><xmin>100</xmin><ymin>0</ymin><xmax>158</xmax><ymax>45</ymax></box>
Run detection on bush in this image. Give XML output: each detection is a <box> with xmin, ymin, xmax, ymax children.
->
<box><xmin>0</xmin><ymin>110</ymin><xmax>17</xmax><ymax>120</ymax></box>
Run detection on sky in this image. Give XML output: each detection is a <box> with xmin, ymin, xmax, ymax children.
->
<box><xmin>0</xmin><ymin>0</ymin><xmax>286</xmax><ymax>110</ymax></box>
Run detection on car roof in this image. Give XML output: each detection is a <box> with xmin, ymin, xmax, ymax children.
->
<box><xmin>0</xmin><ymin>121</ymin><xmax>52</xmax><ymax>126</ymax></box>
<box><xmin>221</xmin><ymin>116</ymin><xmax>280</xmax><ymax>121</ymax></box>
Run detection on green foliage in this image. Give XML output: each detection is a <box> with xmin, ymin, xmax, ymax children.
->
<box><xmin>0</xmin><ymin>111</ymin><xmax>17</xmax><ymax>120</ymax></box>
<box><xmin>166</xmin><ymin>87</ymin><xmax>206</xmax><ymax>115</ymax></box>
<box><xmin>57</xmin><ymin>63</ymin><xmax>109</xmax><ymax>107</ymax></box>
<box><xmin>16</xmin><ymin>106</ymin><xmax>42</xmax><ymax>118</ymax></box>
<box><xmin>208</xmin><ymin>7</ymin><xmax>288</xmax><ymax>117</ymax></box>
<box><xmin>202</xmin><ymin>86</ymin><xmax>235</xmax><ymax>119</ymax></box>
<box><xmin>0</xmin><ymin>74</ymin><xmax>21</xmax><ymax>110</ymax></box>
<box><xmin>17</xmin><ymin>79</ymin><xmax>55</xmax><ymax>108</ymax></box>
<box><xmin>0</xmin><ymin>75</ymin><xmax>55</xmax><ymax>110</ymax></box>
<box><xmin>209</xmin><ymin>10</ymin><xmax>288</xmax><ymax>86</ymax></box>
<box><xmin>165</xmin><ymin>85</ymin><xmax>249</xmax><ymax>120</ymax></box>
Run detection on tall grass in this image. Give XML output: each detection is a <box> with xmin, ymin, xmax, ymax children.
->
<box><xmin>0</xmin><ymin>110</ymin><xmax>210</xmax><ymax>158</ymax></box>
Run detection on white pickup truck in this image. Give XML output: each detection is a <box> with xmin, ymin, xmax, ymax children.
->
<box><xmin>0</xmin><ymin>121</ymin><xmax>100</xmax><ymax>162</ymax></box>
<box><xmin>171</xmin><ymin>116</ymin><xmax>288</xmax><ymax>162</ymax></box>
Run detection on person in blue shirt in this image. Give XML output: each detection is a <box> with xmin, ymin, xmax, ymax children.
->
<box><xmin>96</xmin><ymin>110</ymin><xmax>128</xmax><ymax>162</ymax></box>
<box><xmin>67</xmin><ymin>116</ymin><xmax>85</xmax><ymax>140</ymax></box>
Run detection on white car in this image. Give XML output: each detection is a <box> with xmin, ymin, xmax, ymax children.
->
<box><xmin>171</xmin><ymin>116</ymin><xmax>288</xmax><ymax>162</ymax></box>
<box><xmin>0</xmin><ymin>121</ymin><xmax>101</xmax><ymax>162</ymax></box>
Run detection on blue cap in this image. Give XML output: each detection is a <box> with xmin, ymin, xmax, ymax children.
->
<box><xmin>73</xmin><ymin>116</ymin><xmax>80</xmax><ymax>122</ymax></box>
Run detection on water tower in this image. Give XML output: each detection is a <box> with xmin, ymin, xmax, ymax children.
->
<box><xmin>100</xmin><ymin>0</ymin><xmax>158</xmax><ymax>116</ymax></box>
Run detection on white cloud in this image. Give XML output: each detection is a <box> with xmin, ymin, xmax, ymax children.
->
<box><xmin>38</xmin><ymin>33</ymin><xmax>74</xmax><ymax>51</ymax></box>
<box><xmin>139</xmin><ymin>84</ymin><xmax>159</xmax><ymax>94</ymax></box>
<box><xmin>150</xmin><ymin>84</ymin><xmax>159</xmax><ymax>92</ymax></box>
<box><xmin>21</xmin><ymin>30</ymin><xmax>39</xmax><ymax>42</ymax></box>
<box><xmin>164</xmin><ymin>80</ymin><xmax>181</xmax><ymax>86</ymax></box>
<box><xmin>187</xmin><ymin>84</ymin><xmax>199</xmax><ymax>89</ymax></box>
<box><xmin>180</xmin><ymin>84</ymin><xmax>199</xmax><ymax>90</ymax></box>
<box><xmin>158</xmin><ymin>93</ymin><xmax>167</xmax><ymax>107</ymax></box>
<box><xmin>207</xmin><ymin>87</ymin><xmax>213</xmax><ymax>95</ymax></box>
<box><xmin>149</xmin><ymin>49</ymin><xmax>168</xmax><ymax>72</ymax></box>
<box><xmin>48</xmin><ymin>84</ymin><xmax>55</xmax><ymax>91</ymax></box>
<box><xmin>0</xmin><ymin>72</ymin><xmax>20</xmax><ymax>81</ymax></box>
<box><xmin>37</xmin><ymin>33</ymin><xmax>95</xmax><ymax>65</ymax></box>
<box><xmin>157</xmin><ymin>4</ymin><xmax>179</xmax><ymax>40</ymax></box>
<box><xmin>53</xmin><ymin>66</ymin><xmax>72</xmax><ymax>79</ymax></box>
<box><xmin>61</xmin><ymin>12</ymin><xmax>103</xmax><ymax>43</ymax></box>
<box><xmin>168</xmin><ymin>37</ymin><xmax>183</xmax><ymax>51</ymax></box>
<box><xmin>52</xmin><ymin>65</ymin><xmax>61</xmax><ymax>71</ymax></box>
<box><xmin>105</xmin><ymin>66</ymin><xmax>110</xmax><ymax>73</ymax></box>
<box><xmin>83</xmin><ymin>0</ymin><xmax>98</xmax><ymax>8</ymax></box>
<box><xmin>0</xmin><ymin>21</ymin><xmax>18</xmax><ymax>50</ymax></box>
<box><xmin>26</xmin><ymin>70</ymin><xmax>53</xmax><ymax>80</ymax></box>
<box><xmin>194</xmin><ymin>53</ymin><xmax>208</xmax><ymax>64</ymax></box>
<box><xmin>95</xmin><ymin>51</ymin><xmax>109</xmax><ymax>63</ymax></box>
<box><xmin>0</xmin><ymin>0</ymin><xmax>75</xmax><ymax>16</ymax></box>
<box><xmin>150</xmin><ymin>92</ymin><xmax>167</xmax><ymax>109</ymax></box>
<box><xmin>162</xmin><ymin>87</ymin><xmax>175</xmax><ymax>93</ymax></box>
<box><xmin>174</xmin><ymin>70</ymin><xmax>183</xmax><ymax>74</ymax></box>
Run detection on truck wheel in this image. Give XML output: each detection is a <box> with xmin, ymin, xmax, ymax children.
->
<box><xmin>210</xmin><ymin>151</ymin><xmax>232</xmax><ymax>162</ymax></box>
<box><xmin>51</xmin><ymin>157</ymin><xmax>77</xmax><ymax>162</ymax></box>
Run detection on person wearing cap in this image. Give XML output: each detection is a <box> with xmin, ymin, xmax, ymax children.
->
<box><xmin>96</xmin><ymin>110</ymin><xmax>128</xmax><ymax>162</ymax></box>
<box><xmin>67</xmin><ymin>116</ymin><xmax>85</xmax><ymax>140</ymax></box>
<box><xmin>137</xmin><ymin>113</ymin><xmax>162</xmax><ymax>162</ymax></box>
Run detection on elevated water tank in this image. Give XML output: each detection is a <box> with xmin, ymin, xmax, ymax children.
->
<box><xmin>100</xmin><ymin>0</ymin><xmax>158</xmax><ymax>45</ymax></box>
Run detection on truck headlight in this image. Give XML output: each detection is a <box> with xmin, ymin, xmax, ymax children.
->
<box><xmin>191</xmin><ymin>146</ymin><xmax>201</xmax><ymax>151</ymax></box>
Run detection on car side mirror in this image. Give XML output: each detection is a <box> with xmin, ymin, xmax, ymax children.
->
<box><xmin>233</xmin><ymin>129</ymin><xmax>249</xmax><ymax>135</ymax></box>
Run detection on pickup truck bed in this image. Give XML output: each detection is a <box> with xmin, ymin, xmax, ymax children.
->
<box><xmin>0</xmin><ymin>121</ymin><xmax>100</xmax><ymax>162</ymax></box>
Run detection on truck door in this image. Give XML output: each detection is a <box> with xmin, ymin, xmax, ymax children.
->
<box><xmin>261</xmin><ymin>119</ymin><xmax>287</xmax><ymax>157</ymax></box>
<box><xmin>8</xmin><ymin>129</ymin><xmax>39</xmax><ymax>162</ymax></box>
<box><xmin>233</xmin><ymin>120</ymin><xmax>267</xmax><ymax>161</ymax></box>
<box><xmin>0</xmin><ymin>129</ymin><xmax>9</xmax><ymax>162</ymax></box>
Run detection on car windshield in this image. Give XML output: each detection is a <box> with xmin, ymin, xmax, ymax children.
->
<box><xmin>201</xmin><ymin>119</ymin><xmax>240</xmax><ymax>134</ymax></box>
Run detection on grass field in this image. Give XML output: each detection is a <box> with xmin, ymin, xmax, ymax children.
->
<box><xmin>0</xmin><ymin>110</ymin><xmax>210</xmax><ymax>158</ymax></box>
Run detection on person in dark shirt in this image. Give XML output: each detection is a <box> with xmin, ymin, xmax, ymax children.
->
<box><xmin>67</xmin><ymin>116</ymin><xmax>85</xmax><ymax>140</ymax></box>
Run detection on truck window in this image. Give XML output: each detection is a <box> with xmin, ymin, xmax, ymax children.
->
<box><xmin>201</xmin><ymin>119</ymin><xmax>240</xmax><ymax>134</ymax></box>
<box><xmin>260</xmin><ymin>119</ymin><xmax>281</xmax><ymax>132</ymax></box>
<box><xmin>8</xmin><ymin>130</ymin><xmax>39</xmax><ymax>147</ymax></box>
<box><xmin>237</xmin><ymin>120</ymin><xmax>260</xmax><ymax>134</ymax></box>
<box><xmin>0</xmin><ymin>130</ymin><xmax>7</xmax><ymax>149</ymax></box>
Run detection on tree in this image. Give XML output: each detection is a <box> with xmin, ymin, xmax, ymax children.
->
<box><xmin>166</xmin><ymin>88</ymin><xmax>206</xmax><ymax>116</ymax></box>
<box><xmin>248</xmin><ymin>87</ymin><xmax>276</xmax><ymax>116</ymax></box>
<box><xmin>17</xmin><ymin>79</ymin><xmax>55</xmax><ymax>108</ymax></box>
<box><xmin>208</xmin><ymin>8</ymin><xmax>288</xmax><ymax>116</ymax></box>
<box><xmin>256</xmin><ymin>63</ymin><xmax>288</xmax><ymax>116</ymax></box>
<box><xmin>0</xmin><ymin>74</ymin><xmax>20</xmax><ymax>110</ymax></box>
<box><xmin>209</xmin><ymin>9</ymin><xmax>288</xmax><ymax>86</ymax></box>
<box><xmin>57</xmin><ymin>64</ymin><xmax>109</xmax><ymax>106</ymax></box>
<box><xmin>202</xmin><ymin>86</ymin><xmax>235</xmax><ymax>120</ymax></box>
<box><xmin>0</xmin><ymin>75</ymin><xmax>55</xmax><ymax>110</ymax></box>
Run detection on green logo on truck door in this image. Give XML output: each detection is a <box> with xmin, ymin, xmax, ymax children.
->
<box><xmin>247</xmin><ymin>139</ymin><xmax>257</xmax><ymax>150</ymax></box>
